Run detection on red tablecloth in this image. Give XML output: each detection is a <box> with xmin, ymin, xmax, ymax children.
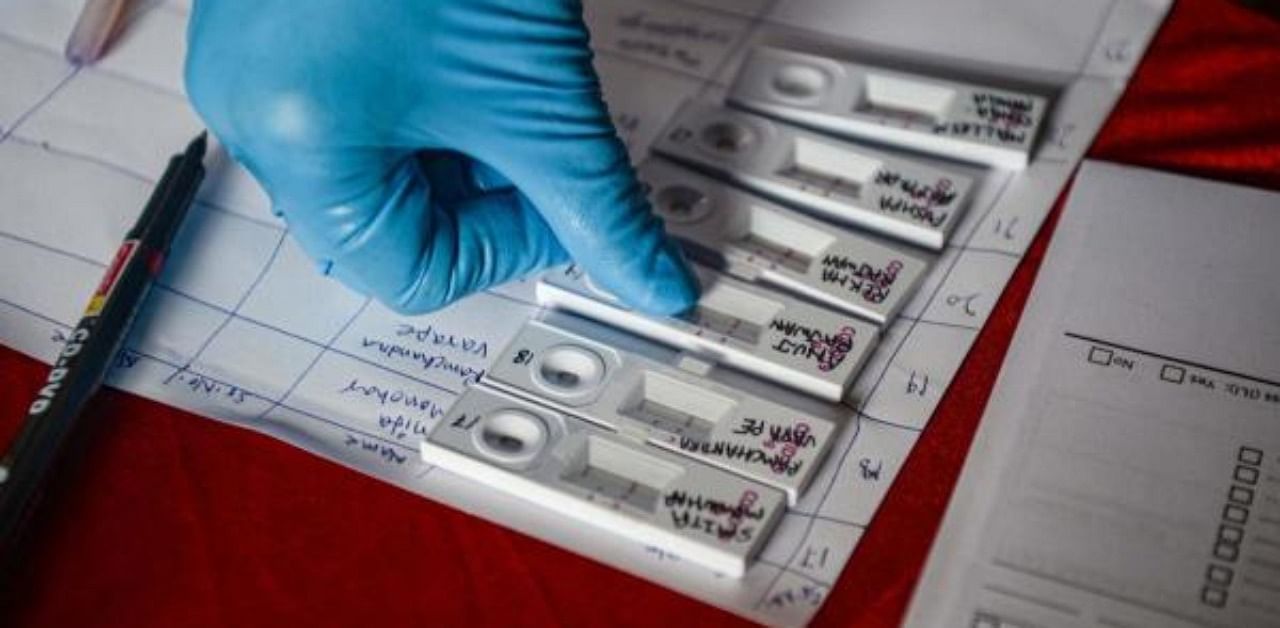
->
<box><xmin>2</xmin><ymin>1</ymin><xmax>1277</xmax><ymax>625</ymax></box>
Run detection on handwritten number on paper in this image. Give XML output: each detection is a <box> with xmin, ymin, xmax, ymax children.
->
<box><xmin>800</xmin><ymin>545</ymin><xmax>830</xmax><ymax>570</ymax></box>
<box><xmin>1104</xmin><ymin>39</ymin><xmax>1133</xmax><ymax>63</ymax></box>
<box><xmin>945</xmin><ymin>293</ymin><xmax>980</xmax><ymax>316</ymax></box>
<box><xmin>858</xmin><ymin>458</ymin><xmax>882</xmax><ymax>481</ymax></box>
<box><xmin>451</xmin><ymin>413</ymin><xmax>480</xmax><ymax>431</ymax></box>
<box><xmin>1049</xmin><ymin>123</ymin><xmax>1077</xmax><ymax>150</ymax></box>
<box><xmin>906</xmin><ymin>371</ymin><xmax>929</xmax><ymax>396</ymax></box>
<box><xmin>993</xmin><ymin>216</ymin><xmax>1018</xmax><ymax>240</ymax></box>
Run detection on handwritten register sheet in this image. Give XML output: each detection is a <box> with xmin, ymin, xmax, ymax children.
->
<box><xmin>0</xmin><ymin>0</ymin><xmax>1169</xmax><ymax>624</ymax></box>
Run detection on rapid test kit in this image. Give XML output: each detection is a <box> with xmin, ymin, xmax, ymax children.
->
<box><xmin>420</xmin><ymin>45</ymin><xmax>1050</xmax><ymax>576</ymax></box>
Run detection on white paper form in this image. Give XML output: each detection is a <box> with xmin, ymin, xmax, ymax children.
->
<box><xmin>0</xmin><ymin>0</ymin><xmax>1169</xmax><ymax>624</ymax></box>
<box><xmin>906</xmin><ymin>162</ymin><xmax>1280</xmax><ymax>628</ymax></box>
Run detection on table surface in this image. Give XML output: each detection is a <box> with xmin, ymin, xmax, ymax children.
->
<box><xmin>2</xmin><ymin>1</ymin><xmax>1277</xmax><ymax>626</ymax></box>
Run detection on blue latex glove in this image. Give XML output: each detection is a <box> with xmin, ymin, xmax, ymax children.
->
<box><xmin>184</xmin><ymin>0</ymin><xmax>698</xmax><ymax>315</ymax></box>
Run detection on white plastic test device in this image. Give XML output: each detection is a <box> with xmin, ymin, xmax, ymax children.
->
<box><xmin>483</xmin><ymin>317</ymin><xmax>845</xmax><ymax>504</ymax></box>
<box><xmin>537</xmin><ymin>264</ymin><xmax>879</xmax><ymax>403</ymax></box>
<box><xmin>639</xmin><ymin>158</ymin><xmax>932</xmax><ymax>325</ymax></box>
<box><xmin>728</xmin><ymin>46</ymin><xmax>1050</xmax><ymax>170</ymax></box>
<box><xmin>421</xmin><ymin>384</ymin><xmax>787</xmax><ymax>577</ymax></box>
<box><xmin>652</xmin><ymin>99</ymin><xmax>974</xmax><ymax>250</ymax></box>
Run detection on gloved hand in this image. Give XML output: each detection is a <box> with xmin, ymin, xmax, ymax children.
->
<box><xmin>184</xmin><ymin>0</ymin><xmax>698</xmax><ymax>315</ymax></box>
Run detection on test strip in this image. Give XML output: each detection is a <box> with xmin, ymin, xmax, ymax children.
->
<box><xmin>640</xmin><ymin>158</ymin><xmax>932</xmax><ymax>325</ymax></box>
<box><xmin>537</xmin><ymin>265</ymin><xmax>878</xmax><ymax>402</ymax></box>
<box><xmin>652</xmin><ymin>100</ymin><xmax>973</xmax><ymax>250</ymax></box>
<box><xmin>728</xmin><ymin>47</ymin><xmax>1049</xmax><ymax>170</ymax></box>
<box><xmin>421</xmin><ymin>385</ymin><xmax>786</xmax><ymax>576</ymax></box>
<box><xmin>484</xmin><ymin>318</ymin><xmax>843</xmax><ymax>504</ymax></box>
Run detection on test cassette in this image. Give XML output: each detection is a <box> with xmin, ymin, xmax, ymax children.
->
<box><xmin>728</xmin><ymin>46</ymin><xmax>1049</xmax><ymax>170</ymax></box>
<box><xmin>537</xmin><ymin>265</ymin><xmax>878</xmax><ymax>402</ymax></box>
<box><xmin>652</xmin><ymin>99</ymin><xmax>973</xmax><ymax>250</ymax></box>
<box><xmin>421</xmin><ymin>385</ymin><xmax>786</xmax><ymax>576</ymax></box>
<box><xmin>639</xmin><ymin>158</ymin><xmax>931</xmax><ymax>325</ymax></box>
<box><xmin>484</xmin><ymin>317</ymin><xmax>844</xmax><ymax>504</ymax></box>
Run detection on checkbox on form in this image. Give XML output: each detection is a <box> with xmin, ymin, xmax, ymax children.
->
<box><xmin>1087</xmin><ymin>346</ymin><xmax>1113</xmax><ymax>365</ymax></box>
<box><xmin>1160</xmin><ymin>364</ymin><xmax>1186</xmax><ymax>384</ymax></box>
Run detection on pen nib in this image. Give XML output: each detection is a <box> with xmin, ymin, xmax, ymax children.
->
<box><xmin>186</xmin><ymin>131</ymin><xmax>208</xmax><ymax>160</ymax></box>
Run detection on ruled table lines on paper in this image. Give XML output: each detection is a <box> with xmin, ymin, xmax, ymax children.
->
<box><xmin>0</xmin><ymin>0</ymin><xmax>1171</xmax><ymax>624</ymax></box>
